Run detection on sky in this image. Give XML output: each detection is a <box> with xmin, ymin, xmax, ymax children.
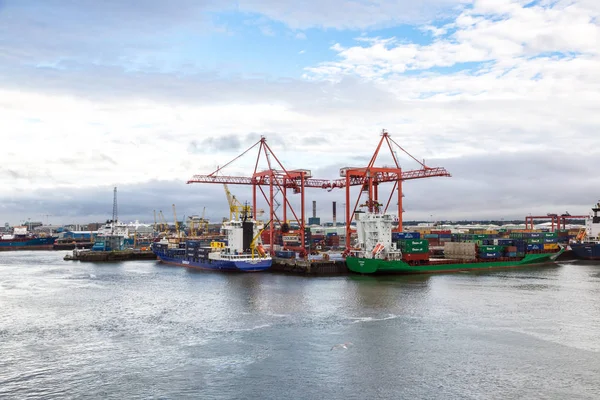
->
<box><xmin>1</xmin><ymin>0</ymin><xmax>600</xmax><ymax>225</ymax></box>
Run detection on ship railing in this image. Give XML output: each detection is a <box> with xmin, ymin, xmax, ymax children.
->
<box><xmin>220</xmin><ymin>253</ymin><xmax>271</xmax><ymax>260</ymax></box>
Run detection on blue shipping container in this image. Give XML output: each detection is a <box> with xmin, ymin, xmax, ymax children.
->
<box><xmin>528</xmin><ymin>233</ymin><xmax>542</xmax><ymax>238</ymax></box>
<box><xmin>527</xmin><ymin>244</ymin><xmax>543</xmax><ymax>251</ymax></box>
<box><xmin>275</xmin><ymin>250</ymin><xmax>295</xmax><ymax>258</ymax></box>
<box><xmin>507</xmin><ymin>252</ymin><xmax>517</xmax><ymax>257</ymax></box>
<box><xmin>479</xmin><ymin>252</ymin><xmax>501</xmax><ymax>259</ymax></box>
<box><xmin>393</xmin><ymin>232</ymin><xmax>421</xmax><ymax>240</ymax></box>
<box><xmin>544</xmin><ymin>237</ymin><xmax>558</xmax><ymax>243</ymax></box>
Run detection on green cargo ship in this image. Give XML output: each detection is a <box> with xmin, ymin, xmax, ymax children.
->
<box><xmin>345</xmin><ymin>210</ymin><xmax>564</xmax><ymax>275</ymax></box>
<box><xmin>346</xmin><ymin>250</ymin><xmax>564</xmax><ymax>275</ymax></box>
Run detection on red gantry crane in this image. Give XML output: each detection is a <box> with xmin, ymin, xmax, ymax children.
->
<box><xmin>187</xmin><ymin>137</ymin><xmax>333</xmax><ymax>256</ymax></box>
<box><xmin>525</xmin><ymin>213</ymin><xmax>588</xmax><ymax>231</ymax></box>
<box><xmin>326</xmin><ymin>130</ymin><xmax>451</xmax><ymax>251</ymax></box>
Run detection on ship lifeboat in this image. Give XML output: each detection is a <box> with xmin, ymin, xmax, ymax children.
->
<box><xmin>372</xmin><ymin>243</ymin><xmax>385</xmax><ymax>256</ymax></box>
<box><xmin>256</xmin><ymin>244</ymin><xmax>266</xmax><ymax>256</ymax></box>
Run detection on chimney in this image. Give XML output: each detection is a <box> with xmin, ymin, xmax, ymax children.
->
<box><xmin>312</xmin><ymin>201</ymin><xmax>317</xmax><ymax>218</ymax></box>
<box><xmin>332</xmin><ymin>201</ymin><xmax>337</xmax><ymax>225</ymax></box>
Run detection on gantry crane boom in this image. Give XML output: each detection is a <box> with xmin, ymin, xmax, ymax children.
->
<box><xmin>189</xmin><ymin>168</ymin><xmax>449</xmax><ymax>188</ymax></box>
<box><xmin>158</xmin><ymin>210</ymin><xmax>168</xmax><ymax>233</ymax></box>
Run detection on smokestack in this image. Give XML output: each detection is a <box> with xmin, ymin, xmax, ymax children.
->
<box><xmin>332</xmin><ymin>201</ymin><xmax>337</xmax><ymax>225</ymax></box>
<box><xmin>312</xmin><ymin>201</ymin><xmax>317</xmax><ymax>218</ymax></box>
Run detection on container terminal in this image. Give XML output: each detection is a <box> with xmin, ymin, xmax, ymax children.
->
<box><xmin>5</xmin><ymin>131</ymin><xmax>593</xmax><ymax>272</ymax></box>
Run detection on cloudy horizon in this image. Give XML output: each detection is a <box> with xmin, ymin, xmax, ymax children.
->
<box><xmin>2</xmin><ymin>0</ymin><xmax>599</xmax><ymax>226</ymax></box>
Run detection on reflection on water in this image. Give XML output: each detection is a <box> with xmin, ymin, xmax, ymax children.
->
<box><xmin>0</xmin><ymin>253</ymin><xmax>599</xmax><ymax>399</ymax></box>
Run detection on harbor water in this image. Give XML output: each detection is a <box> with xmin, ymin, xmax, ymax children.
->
<box><xmin>1</xmin><ymin>251</ymin><xmax>599</xmax><ymax>399</ymax></box>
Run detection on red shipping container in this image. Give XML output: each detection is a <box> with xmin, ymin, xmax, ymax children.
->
<box><xmin>402</xmin><ymin>253</ymin><xmax>430</xmax><ymax>262</ymax></box>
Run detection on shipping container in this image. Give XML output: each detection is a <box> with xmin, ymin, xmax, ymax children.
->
<box><xmin>400</xmin><ymin>239</ymin><xmax>428</xmax><ymax>247</ymax></box>
<box><xmin>543</xmin><ymin>237</ymin><xmax>558</xmax><ymax>244</ymax></box>
<box><xmin>393</xmin><ymin>232</ymin><xmax>421</xmax><ymax>240</ymax></box>
<box><xmin>527</xmin><ymin>244</ymin><xmax>543</xmax><ymax>251</ymax></box>
<box><xmin>402</xmin><ymin>253</ymin><xmax>430</xmax><ymax>262</ymax></box>
<box><xmin>479</xmin><ymin>245</ymin><xmax>503</xmax><ymax>252</ymax></box>
<box><xmin>479</xmin><ymin>252</ymin><xmax>501</xmax><ymax>259</ymax></box>
<box><xmin>275</xmin><ymin>250</ymin><xmax>295</xmax><ymax>259</ymax></box>
<box><xmin>403</xmin><ymin>246</ymin><xmax>429</xmax><ymax>254</ymax></box>
<box><xmin>543</xmin><ymin>243</ymin><xmax>559</xmax><ymax>250</ymax></box>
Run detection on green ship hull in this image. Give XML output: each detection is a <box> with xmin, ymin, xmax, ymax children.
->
<box><xmin>346</xmin><ymin>249</ymin><xmax>564</xmax><ymax>275</ymax></box>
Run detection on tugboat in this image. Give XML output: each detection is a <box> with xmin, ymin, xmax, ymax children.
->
<box><xmin>345</xmin><ymin>210</ymin><xmax>564</xmax><ymax>275</ymax></box>
<box><xmin>151</xmin><ymin>212</ymin><xmax>272</xmax><ymax>272</ymax></box>
<box><xmin>569</xmin><ymin>202</ymin><xmax>600</xmax><ymax>260</ymax></box>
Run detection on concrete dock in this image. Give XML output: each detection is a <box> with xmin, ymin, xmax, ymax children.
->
<box><xmin>64</xmin><ymin>249</ymin><xmax>157</xmax><ymax>262</ymax></box>
<box><xmin>271</xmin><ymin>257</ymin><xmax>349</xmax><ymax>275</ymax></box>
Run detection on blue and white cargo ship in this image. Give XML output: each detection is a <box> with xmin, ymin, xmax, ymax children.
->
<box><xmin>151</xmin><ymin>216</ymin><xmax>271</xmax><ymax>272</ymax></box>
<box><xmin>570</xmin><ymin>201</ymin><xmax>600</xmax><ymax>260</ymax></box>
<box><xmin>0</xmin><ymin>226</ymin><xmax>56</xmax><ymax>251</ymax></box>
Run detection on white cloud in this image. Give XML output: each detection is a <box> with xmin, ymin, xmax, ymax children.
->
<box><xmin>295</xmin><ymin>32</ymin><xmax>307</xmax><ymax>40</ymax></box>
<box><xmin>306</xmin><ymin>1</ymin><xmax>600</xmax><ymax>81</ymax></box>
<box><xmin>2</xmin><ymin>0</ymin><xmax>600</xmax><ymax>223</ymax></box>
<box><xmin>302</xmin><ymin>0</ymin><xmax>600</xmax><ymax>159</ymax></box>
<box><xmin>421</xmin><ymin>25</ymin><xmax>448</xmax><ymax>37</ymax></box>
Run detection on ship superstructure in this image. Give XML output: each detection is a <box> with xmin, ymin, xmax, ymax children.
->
<box><xmin>569</xmin><ymin>201</ymin><xmax>600</xmax><ymax>260</ymax></box>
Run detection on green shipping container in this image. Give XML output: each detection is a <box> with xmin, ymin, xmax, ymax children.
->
<box><xmin>528</xmin><ymin>238</ymin><xmax>542</xmax><ymax>244</ymax></box>
<box><xmin>543</xmin><ymin>232</ymin><xmax>558</xmax><ymax>238</ymax></box>
<box><xmin>400</xmin><ymin>239</ymin><xmax>428</xmax><ymax>247</ymax></box>
<box><xmin>403</xmin><ymin>247</ymin><xmax>429</xmax><ymax>254</ymax></box>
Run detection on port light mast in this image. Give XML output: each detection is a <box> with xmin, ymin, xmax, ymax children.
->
<box><xmin>187</xmin><ymin>137</ymin><xmax>333</xmax><ymax>256</ymax></box>
<box><xmin>328</xmin><ymin>130</ymin><xmax>451</xmax><ymax>251</ymax></box>
<box><xmin>111</xmin><ymin>187</ymin><xmax>118</xmax><ymax>234</ymax></box>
